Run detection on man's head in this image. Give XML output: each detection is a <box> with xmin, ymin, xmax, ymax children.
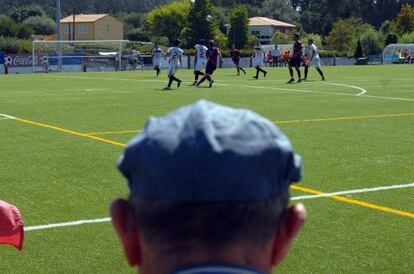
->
<box><xmin>308</xmin><ymin>39</ymin><xmax>314</xmax><ymax>46</ymax></box>
<box><xmin>208</xmin><ymin>40</ymin><xmax>215</xmax><ymax>48</ymax></box>
<box><xmin>154</xmin><ymin>42</ymin><xmax>158</xmax><ymax>48</ymax></box>
<box><xmin>111</xmin><ymin>100</ymin><xmax>306</xmax><ymax>274</ymax></box>
<box><xmin>275</xmin><ymin>44</ymin><xmax>278</xmax><ymax>48</ymax></box>
<box><xmin>199</xmin><ymin>39</ymin><xmax>205</xmax><ymax>46</ymax></box>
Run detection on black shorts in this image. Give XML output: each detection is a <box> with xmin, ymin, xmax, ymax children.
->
<box><xmin>206</xmin><ymin>62</ymin><xmax>217</xmax><ymax>74</ymax></box>
<box><xmin>232</xmin><ymin>58</ymin><xmax>240</xmax><ymax>65</ymax></box>
<box><xmin>289</xmin><ymin>57</ymin><xmax>302</xmax><ymax>68</ymax></box>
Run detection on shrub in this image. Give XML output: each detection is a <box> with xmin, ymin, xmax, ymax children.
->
<box><xmin>0</xmin><ymin>36</ymin><xmax>32</xmax><ymax>54</ymax></box>
<box><xmin>126</xmin><ymin>28</ymin><xmax>150</xmax><ymax>42</ymax></box>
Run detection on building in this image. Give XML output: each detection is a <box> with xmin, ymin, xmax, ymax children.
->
<box><xmin>248</xmin><ymin>17</ymin><xmax>296</xmax><ymax>44</ymax></box>
<box><xmin>60</xmin><ymin>14</ymin><xmax>123</xmax><ymax>41</ymax></box>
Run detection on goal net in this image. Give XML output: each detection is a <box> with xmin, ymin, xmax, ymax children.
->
<box><xmin>32</xmin><ymin>40</ymin><xmax>141</xmax><ymax>72</ymax></box>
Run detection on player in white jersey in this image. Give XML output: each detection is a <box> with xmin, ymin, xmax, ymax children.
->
<box><xmin>252</xmin><ymin>41</ymin><xmax>267</xmax><ymax>79</ymax></box>
<box><xmin>165</xmin><ymin>39</ymin><xmax>184</xmax><ymax>90</ymax></box>
<box><xmin>152</xmin><ymin>42</ymin><xmax>164</xmax><ymax>77</ymax></box>
<box><xmin>304</xmin><ymin>39</ymin><xmax>325</xmax><ymax>81</ymax></box>
<box><xmin>193</xmin><ymin>39</ymin><xmax>208</xmax><ymax>86</ymax></box>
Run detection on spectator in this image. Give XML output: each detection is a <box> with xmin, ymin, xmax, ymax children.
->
<box><xmin>271</xmin><ymin>44</ymin><xmax>282</xmax><ymax>67</ymax></box>
<box><xmin>0</xmin><ymin>200</ymin><xmax>24</xmax><ymax>250</ymax></box>
<box><xmin>111</xmin><ymin>100</ymin><xmax>306</xmax><ymax>274</ymax></box>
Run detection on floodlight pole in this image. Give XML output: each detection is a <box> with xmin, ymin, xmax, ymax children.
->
<box><xmin>56</xmin><ymin>0</ymin><xmax>62</xmax><ymax>71</ymax></box>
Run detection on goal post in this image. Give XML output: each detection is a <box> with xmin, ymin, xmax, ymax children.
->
<box><xmin>32</xmin><ymin>40</ymin><xmax>132</xmax><ymax>72</ymax></box>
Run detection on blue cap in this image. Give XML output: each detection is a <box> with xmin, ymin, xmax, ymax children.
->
<box><xmin>118</xmin><ymin>100</ymin><xmax>302</xmax><ymax>202</ymax></box>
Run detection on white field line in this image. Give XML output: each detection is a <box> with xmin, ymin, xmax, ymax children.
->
<box><xmin>24</xmin><ymin>217</ymin><xmax>111</xmax><ymax>231</ymax></box>
<box><xmin>24</xmin><ymin>182</ymin><xmax>414</xmax><ymax>232</ymax></box>
<box><xmin>291</xmin><ymin>182</ymin><xmax>414</xmax><ymax>201</ymax></box>
<box><xmin>0</xmin><ymin>114</ymin><xmax>16</xmax><ymax>120</ymax></box>
<box><xmin>46</xmin><ymin>75</ymin><xmax>414</xmax><ymax>102</ymax></box>
<box><xmin>319</xmin><ymin>82</ymin><xmax>367</xmax><ymax>96</ymax></box>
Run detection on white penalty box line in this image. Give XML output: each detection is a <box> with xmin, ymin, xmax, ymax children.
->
<box><xmin>0</xmin><ymin>114</ymin><xmax>16</xmax><ymax>120</ymax></box>
<box><xmin>25</xmin><ymin>182</ymin><xmax>414</xmax><ymax>232</ymax></box>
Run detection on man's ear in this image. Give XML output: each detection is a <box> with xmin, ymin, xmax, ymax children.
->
<box><xmin>270</xmin><ymin>203</ymin><xmax>306</xmax><ymax>266</ymax></box>
<box><xmin>110</xmin><ymin>199</ymin><xmax>142</xmax><ymax>267</ymax></box>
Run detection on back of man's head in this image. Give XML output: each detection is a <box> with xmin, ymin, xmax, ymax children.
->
<box><xmin>112</xmin><ymin>100</ymin><xmax>306</xmax><ymax>274</ymax></box>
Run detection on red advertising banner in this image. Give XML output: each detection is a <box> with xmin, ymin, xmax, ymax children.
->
<box><xmin>3</xmin><ymin>54</ymin><xmax>35</xmax><ymax>67</ymax></box>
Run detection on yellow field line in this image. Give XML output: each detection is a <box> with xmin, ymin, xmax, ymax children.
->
<box><xmin>12</xmin><ymin>116</ymin><xmax>414</xmax><ymax>220</ymax></box>
<box><xmin>86</xmin><ymin>130</ymin><xmax>141</xmax><ymax>135</ymax></box>
<box><xmin>84</xmin><ymin>112</ymin><xmax>414</xmax><ymax>136</ymax></box>
<box><xmin>274</xmin><ymin>112</ymin><xmax>414</xmax><ymax>125</ymax></box>
<box><xmin>14</xmin><ymin>117</ymin><xmax>126</xmax><ymax>148</ymax></box>
<box><xmin>291</xmin><ymin>185</ymin><xmax>414</xmax><ymax>219</ymax></box>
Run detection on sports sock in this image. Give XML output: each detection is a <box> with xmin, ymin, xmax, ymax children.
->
<box><xmin>206</xmin><ymin>75</ymin><xmax>212</xmax><ymax>82</ymax></box>
<box><xmin>289</xmin><ymin>67</ymin><xmax>294</xmax><ymax>78</ymax></box>
<box><xmin>197</xmin><ymin>76</ymin><xmax>206</xmax><ymax>86</ymax></box>
<box><xmin>171</xmin><ymin>75</ymin><xmax>180</xmax><ymax>82</ymax></box>
<box><xmin>255</xmin><ymin>68</ymin><xmax>259</xmax><ymax>78</ymax></box>
<box><xmin>304</xmin><ymin>66</ymin><xmax>309</xmax><ymax>79</ymax></box>
<box><xmin>295</xmin><ymin>67</ymin><xmax>301</xmax><ymax>79</ymax></box>
<box><xmin>317</xmin><ymin>68</ymin><xmax>324</xmax><ymax>78</ymax></box>
<box><xmin>167</xmin><ymin>76</ymin><xmax>174</xmax><ymax>88</ymax></box>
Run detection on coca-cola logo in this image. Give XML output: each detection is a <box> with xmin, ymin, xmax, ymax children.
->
<box><xmin>3</xmin><ymin>54</ymin><xmax>35</xmax><ymax>67</ymax></box>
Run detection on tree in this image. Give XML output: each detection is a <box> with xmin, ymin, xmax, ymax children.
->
<box><xmin>22</xmin><ymin>16</ymin><xmax>55</xmax><ymax>35</ymax></box>
<box><xmin>384</xmin><ymin>33</ymin><xmax>398</xmax><ymax>46</ymax></box>
<box><xmin>392</xmin><ymin>3</ymin><xmax>414</xmax><ymax>35</ymax></box>
<box><xmin>260</xmin><ymin>0</ymin><xmax>298</xmax><ymax>23</ymax></box>
<box><xmin>354</xmin><ymin>38</ymin><xmax>363</xmax><ymax>58</ymax></box>
<box><xmin>10</xmin><ymin>5</ymin><xmax>46</xmax><ymax>23</ymax></box>
<box><xmin>185</xmin><ymin>0</ymin><xmax>215</xmax><ymax>47</ymax></box>
<box><xmin>0</xmin><ymin>16</ymin><xmax>20</xmax><ymax>37</ymax></box>
<box><xmin>326</xmin><ymin>20</ymin><xmax>357</xmax><ymax>53</ymax></box>
<box><xmin>360</xmin><ymin>30</ymin><xmax>383</xmax><ymax>56</ymax></box>
<box><xmin>228</xmin><ymin>5</ymin><xmax>249</xmax><ymax>49</ymax></box>
<box><xmin>145</xmin><ymin>0</ymin><xmax>191</xmax><ymax>44</ymax></box>
<box><xmin>271</xmin><ymin>32</ymin><xmax>291</xmax><ymax>44</ymax></box>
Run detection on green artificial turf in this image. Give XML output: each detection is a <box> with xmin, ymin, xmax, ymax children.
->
<box><xmin>0</xmin><ymin>65</ymin><xmax>413</xmax><ymax>273</ymax></box>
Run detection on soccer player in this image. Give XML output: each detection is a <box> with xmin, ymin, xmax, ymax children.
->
<box><xmin>193</xmin><ymin>39</ymin><xmax>208</xmax><ymax>85</ymax></box>
<box><xmin>230</xmin><ymin>45</ymin><xmax>246</xmax><ymax>75</ymax></box>
<box><xmin>165</xmin><ymin>39</ymin><xmax>183</xmax><ymax>90</ymax></box>
<box><xmin>288</xmin><ymin>34</ymin><xmax>303</xmax><ymax>83</ymax></box>
<box><xmin>196</xmin><ymin>40</ymin><xmax>223</xmax><ymax>88</ymax></box>
<box><xmin>272</xmin><ymin>44</ymin><xmax>281</xmax><ymax>67</ymax></box>
<box><xmin>252</xmin><ymin>41</ymin><xmax>267</xmax><ymax>79</ymax></box>
<box><xmin>304</xmin><ymin>39</ymin><xmax>325</xmax><ymax>81</ymax></box>
<box><xmin>152</xmin><ymin>42</ymin><xmax>163</xmax><ymax>77</ymax></box>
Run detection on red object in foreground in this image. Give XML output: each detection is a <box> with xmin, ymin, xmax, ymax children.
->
<box><xmin>0</xmin><ymin>200</ymin><xmax>24</xmax><ymax>250</ymax></box>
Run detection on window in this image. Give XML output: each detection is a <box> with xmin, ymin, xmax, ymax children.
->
<box><xmin>107</xmin><ymin>25</ymin><xmax>112</xmax><ymax>33</ymax></box>
<box><xmin>251</xmin><ymin>31</ymin><xmax>260</xmax><ymax>36</ymax></box>
<box><xmin>79</xmin><ymin>25</ymin><xmax>88</xmax><ymax>34</ymax></box>
<box><xmin>63</xmin><ymin>25</ymin><xmax>70</xmax><ymax>34</ymax></box>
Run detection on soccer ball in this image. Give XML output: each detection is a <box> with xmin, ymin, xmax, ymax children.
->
<box><xmin>206</xmin><ymin>15</ymin><xmax>212</xmax><ymax>22</ymax></box>
<box><xmin>41</xmin><ymin>56</ymin><xmax>48</xmax><ymax>65</ymax></box>
<box><xmin>4</xmin><ymin>56</ymin><xmax>12</xmax><ymax>66</ymax></box>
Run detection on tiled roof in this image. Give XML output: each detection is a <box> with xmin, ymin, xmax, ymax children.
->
<box><xmin>61</xmin><ymin>14</ymin><xmax>109</xmax><ymax>23</ymax></box>
<box><xmin>249</xmin><ymin>17</ymin><xmax>295</xmax><ymax>28</ymax></box>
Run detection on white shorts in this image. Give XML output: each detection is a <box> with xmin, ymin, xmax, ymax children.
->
<box><xmin>168</xmin><ymin>63</ymin><xmax>178</xmax><ymax>75</ymax></box>
<box><xmin>153</xmin><ymin>58</ymin><xmax>161</xmax><ymax>67</ymax></box>
<box><xmin>253</xmin><ymin>57</ymin><xmax>263</xmax><ymax>67</ymax></box>
<box><xmin>307</xmin><ymin>57</ymin><xmax>321</xmax><ymax>68</ymax></box>
<box><xmin>195</xmin><ymin>59</ymin><xmax>206</xmax><ymax>71</ymax></box>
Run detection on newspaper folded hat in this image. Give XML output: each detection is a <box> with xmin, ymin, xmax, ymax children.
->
<box><xmin>0</xmin><ymin>200</ymin><xmax>24</xmax><ymax>250</ymax></box>
<box><xmin>119</xmin><ymin>100</ymin><xmax>303</xmax><ymax>202</ymax></box>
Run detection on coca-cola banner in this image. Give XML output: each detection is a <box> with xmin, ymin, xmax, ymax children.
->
<box><xmin>3</xmin><ymin>54</ymin><xmax>35</xmax><ymax>67</ymax></box>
